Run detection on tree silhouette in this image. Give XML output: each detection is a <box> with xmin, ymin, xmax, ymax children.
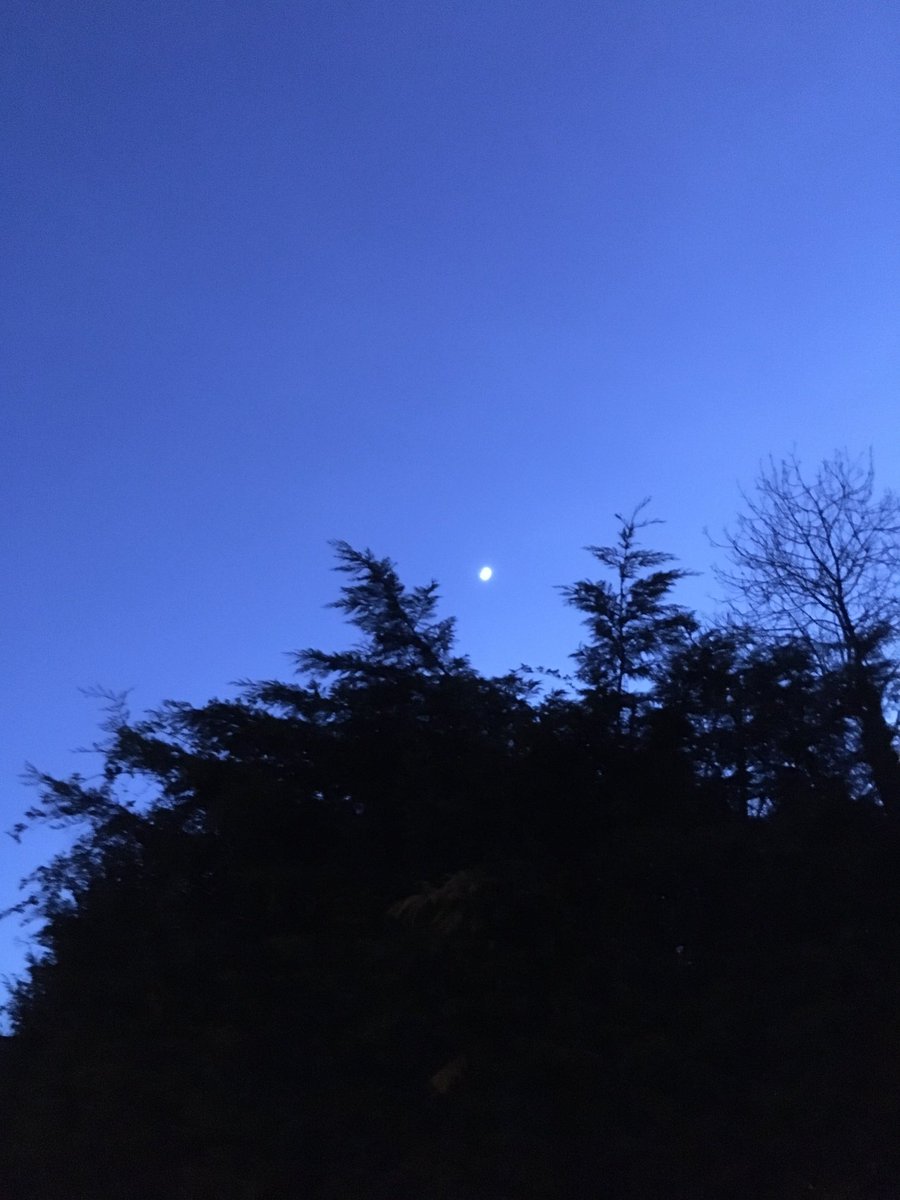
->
<box><xmin>4</xmin><ymin>497</ymin><xmax>900</xmax><ymax>1199</ymax></box>
<box><xmin>562</xmin><ymin>500</ymin><xmax>697</xmax><ymax>725</ymax></box>
<box><xmin>717</xmin><ymin>451</ymin><xmax>900</xmax><ymax>812</ymax></box>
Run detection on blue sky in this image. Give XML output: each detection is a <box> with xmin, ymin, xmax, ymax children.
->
<box><xmin>2</xmin><ymin>0</ymin><xmax>899</xmax><ymax>984</ymax></box>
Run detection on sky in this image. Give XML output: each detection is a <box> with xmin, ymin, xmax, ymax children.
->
<box><xmin>2</xmin><ymin>0</ymin><xmax>899</xmax><ymax>988</ymax></box>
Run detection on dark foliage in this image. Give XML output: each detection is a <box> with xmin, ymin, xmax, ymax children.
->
<box><xmin>4</xmin><ymin>467</ymin><xmax>900</xmax><ymax>1199</ymax></box>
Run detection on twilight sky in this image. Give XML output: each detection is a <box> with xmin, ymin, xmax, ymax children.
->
<box><xmin>2</xmin><ymin>0</ymin><xmax>899</xmax><ymax>984</ymax></box>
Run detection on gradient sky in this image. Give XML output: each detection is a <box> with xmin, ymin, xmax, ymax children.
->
<box><xmin>2</xmin><ymin>0</ymin><xmax>899</xmax><ymax>986</ymax></box>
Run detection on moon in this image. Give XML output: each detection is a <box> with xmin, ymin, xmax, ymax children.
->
<box><xmin>478</xmin><ymin>566</ymin><xmax>493</xmax><ymax>582</ymax></box>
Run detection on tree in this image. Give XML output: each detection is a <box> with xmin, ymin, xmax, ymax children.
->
<box><xmin>717</xmin><ymin>451</ymin><xmax>900</xmax><ymax>814</ymax></box>
<box><xmin>297</xmin><ymin>540</ymin><xmax>468</xmax><ymax>683</ymax></box>
<box><xmin>9</xmin><ymin>530</ymin><xmax>900</xmax><ymax>1197</ymax></box>
<box><xmin>278</xmin><ymin>541</ymin><xmax>537</xmax><ymax>880</ymax></box>
<box><xmin>661</xmin><ymin>627</ymin><xmax>858</xmax><ymax>819</ymax></box>
<box><xmin>562</xmin><ymin>500</ymin><xmax>697</xmax><ymax>728</ymax></box>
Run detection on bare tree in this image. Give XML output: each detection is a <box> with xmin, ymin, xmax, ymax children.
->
<box><xmin>716</xmin><ymin>451</ymin><xmax>900</xmax><ymax>813</ymax></box>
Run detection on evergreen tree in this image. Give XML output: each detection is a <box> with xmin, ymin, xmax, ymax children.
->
<box><xmin>5</xmin><ymin>520</ymin><xmax>900</xmax><ymax>1199</ymax></box>
<box><xmin>562</xmin><ymin>500</ymin><xmax>698</xmax><ymax>729</ymax></box>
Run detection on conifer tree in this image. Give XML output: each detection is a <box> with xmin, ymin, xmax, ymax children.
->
<box><xmin>562</xmin><ymin>500</ymin><xmax>697</xmax><ymax>729</ymax></box>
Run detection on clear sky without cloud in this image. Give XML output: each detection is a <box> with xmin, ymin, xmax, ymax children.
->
<box><xmin>2</xmin><ymin>0</ymin><xmax>899</xmax><ymax>985</ymax></box>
